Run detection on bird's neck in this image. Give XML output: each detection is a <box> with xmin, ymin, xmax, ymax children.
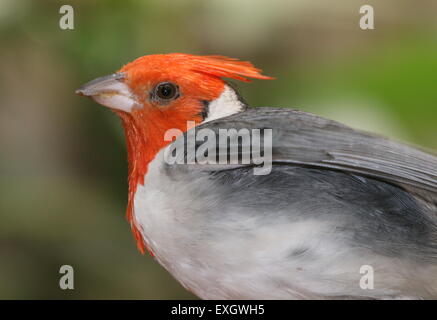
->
<box><xmin>117</xmin><ymin>84</ymin><xmax>247</xmax><ymax>254</ymax></box>
<box><xmin>117</xmin><ymin>109</ymin><xmax>201</xmax><ymax>254</ymax></box>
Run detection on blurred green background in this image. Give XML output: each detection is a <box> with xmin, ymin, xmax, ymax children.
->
<box><xmin>0</xmin><ymin>0</ymin><xmax>436</xmax><ymax>299</ymax></box>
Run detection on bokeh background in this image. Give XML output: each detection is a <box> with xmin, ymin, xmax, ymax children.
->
<box><xmin>0</xmin><ymin>0</ymin><xmax>436</xmax><ymax>299</ymax></box>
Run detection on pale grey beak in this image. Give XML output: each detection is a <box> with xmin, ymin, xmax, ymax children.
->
<box><xmin>76</xmin><ymin>72</ymin><xmax>138</xmax><ymax>112</ymax></box>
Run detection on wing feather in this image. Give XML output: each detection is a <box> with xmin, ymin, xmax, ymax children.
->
<box><xmin>169</xmin><ymin>108</ymin><xmax>437</xmax><ymax>194</ymax></box>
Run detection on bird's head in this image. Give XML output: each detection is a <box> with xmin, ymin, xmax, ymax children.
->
<box><xmin>76</xmin><ymin>53</ymin><xmax>271</xmax><ymax>126</ymax></box>
<box><xmin>76</xmin><ymin>53</ymin><xmax>272</xmax><ymax>253</ymax></box>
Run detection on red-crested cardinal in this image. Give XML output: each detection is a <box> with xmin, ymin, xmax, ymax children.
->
<box><xmin>76</xmin><ymin>53</ymin><xmax>437</xmax><ymax>299</ymax></box>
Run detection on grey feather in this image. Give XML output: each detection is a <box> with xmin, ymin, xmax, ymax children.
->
<box><xmin>173</xmin><ymin>108</ymin><xmax>437</xmax><ymax>195</ymax></box>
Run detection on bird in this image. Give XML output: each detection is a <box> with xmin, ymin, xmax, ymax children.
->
<box><xmin>76</xmin><ymin>53</ymin><xmax>437</xmax><ymax>299</ymax></box>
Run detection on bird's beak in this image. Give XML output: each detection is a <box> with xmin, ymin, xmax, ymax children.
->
<box><xmin>75</xmin><ymin>72</ymin><xmax>138</xmax><ymax>113</ymax></box>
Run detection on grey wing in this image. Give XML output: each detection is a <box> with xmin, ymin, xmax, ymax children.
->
<box><xmin>170</xmin><ymin>107</ymin><xmax>437</xmax><ymax>197</ymax></box>
<box><xmin>163</xmin><ymin>107</ymin><xmax>437</xmax><ymax>298</ymax></box>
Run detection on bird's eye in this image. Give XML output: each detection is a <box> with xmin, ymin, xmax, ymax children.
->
<box><xmin>153</xmin><ymin>82</ymin><xmax>179</xmax><ymax>103</ymax></box>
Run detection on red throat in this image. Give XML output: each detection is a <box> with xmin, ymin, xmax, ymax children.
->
<box><xmin>117</xmin><ymin>107</ymin><xmax>203</xmax><ymax>255</ymax></box>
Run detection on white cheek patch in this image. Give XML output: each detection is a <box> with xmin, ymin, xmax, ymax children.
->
<box><xmin>203</xmin><ymin>85</ymin><xmax>246</xmax><ymax>123</ymax></box>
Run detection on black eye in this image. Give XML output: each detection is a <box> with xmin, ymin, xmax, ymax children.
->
<box><xmin>154</xmin><ymin>82</ymin><xmax>179</xmax><ymax>102</ymax></box>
